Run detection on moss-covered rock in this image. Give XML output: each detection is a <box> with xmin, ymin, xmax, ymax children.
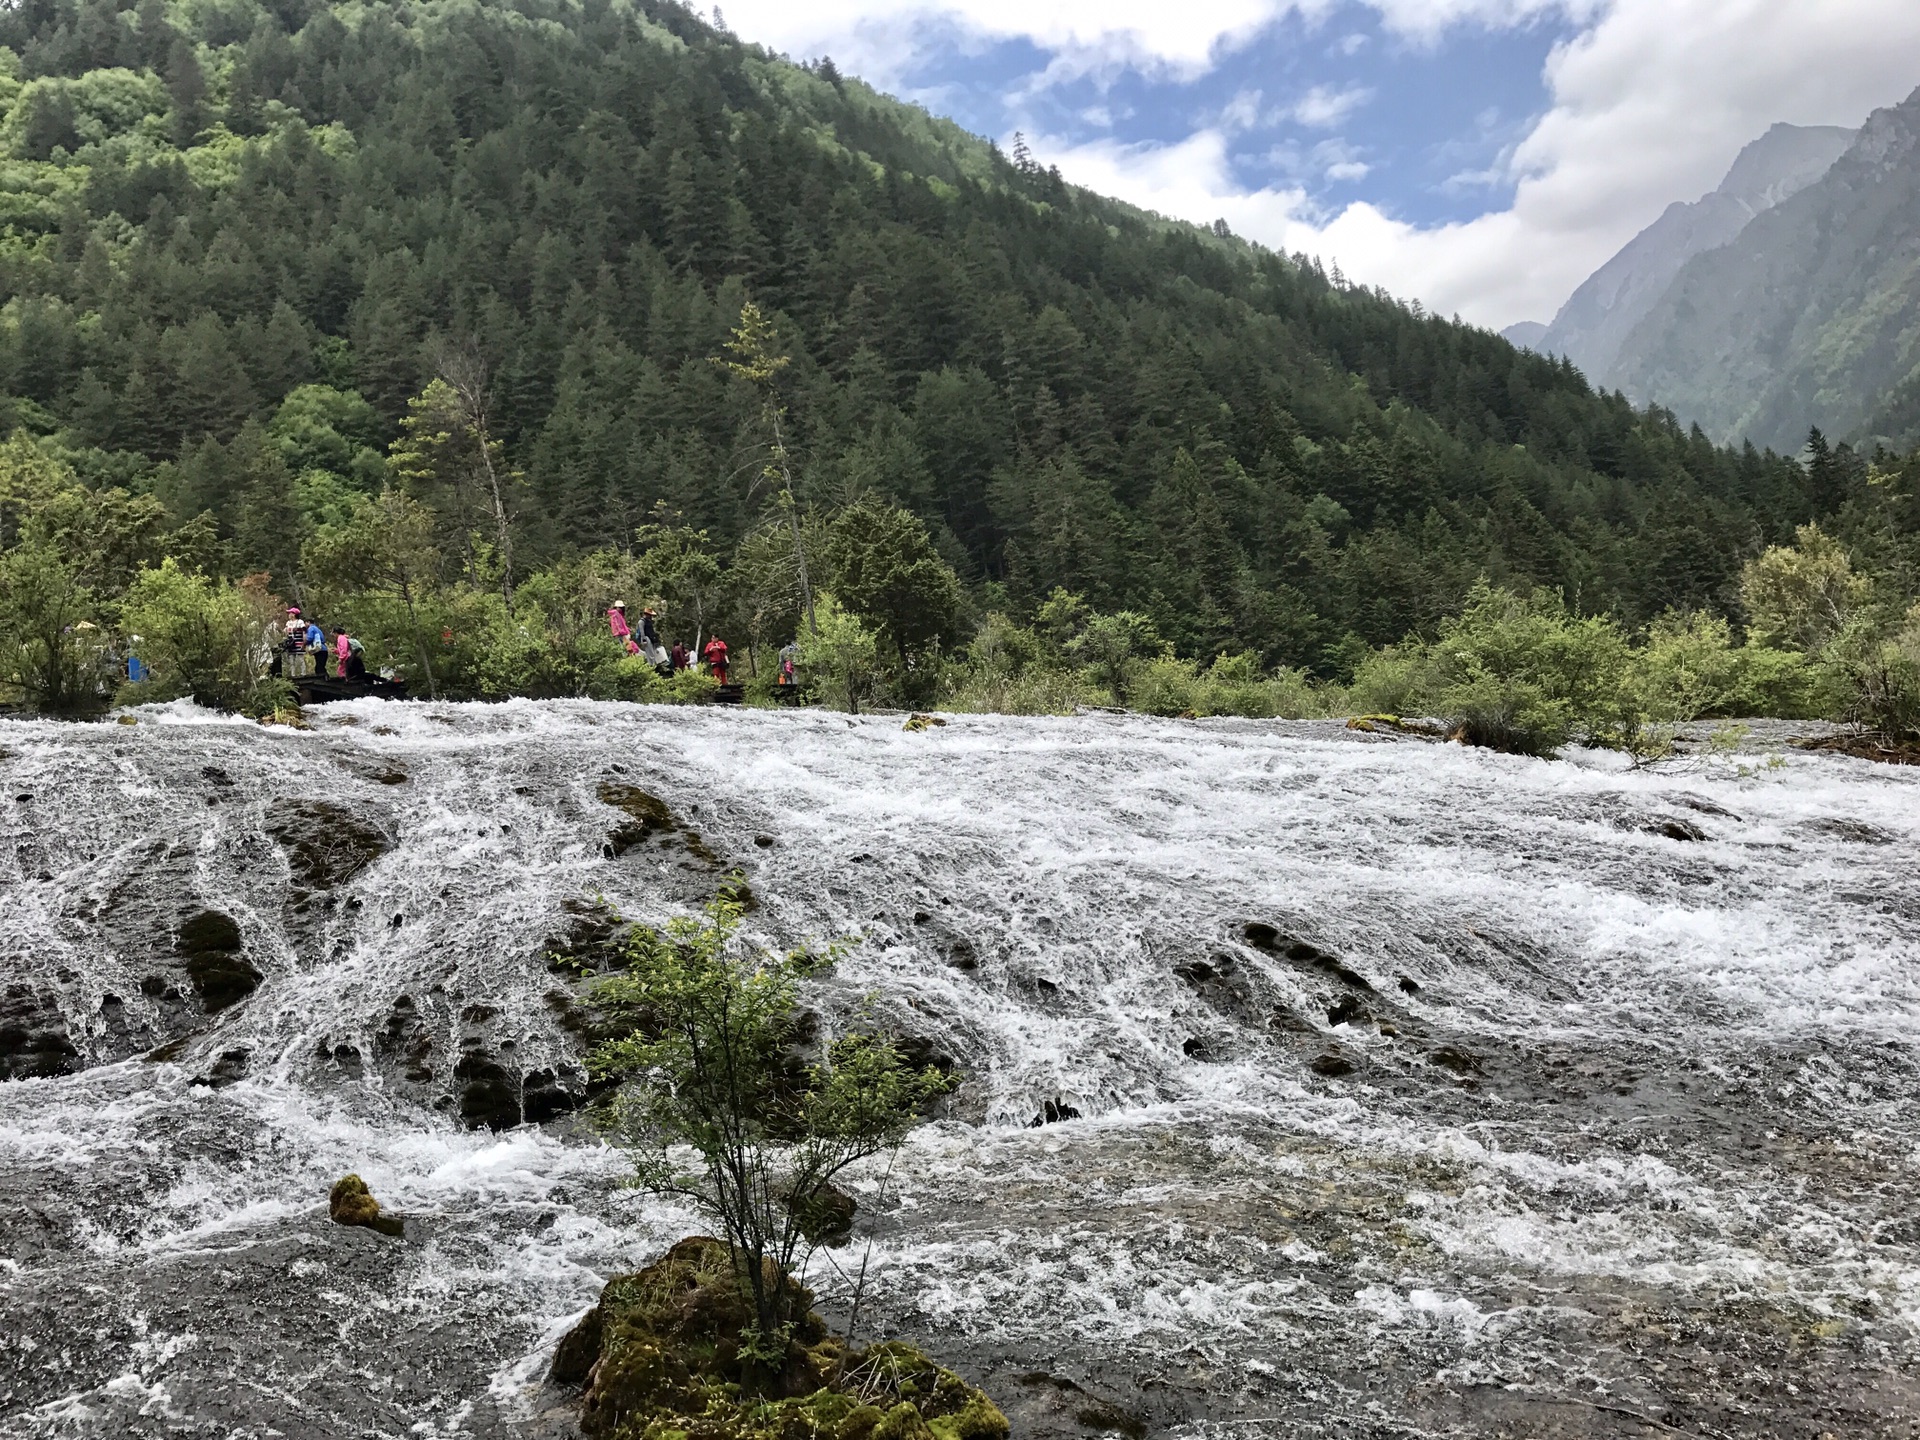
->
<box><xmin>328</xmin><ymin>1173</ymin><xmax>405</xmax><ymax>1237</ymax></box>
<box><xmin>599</xmin><ymin>782</ymin><xmax>678</xmax><ymax>857</ymax></box>
<box><xmin>557</xmin><ymin>1236</ymin><xmax>1008</xmax><ymax>1440</ymax></box>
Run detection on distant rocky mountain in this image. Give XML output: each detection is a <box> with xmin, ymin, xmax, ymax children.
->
<box><xmin>1608</xmin><ymin>87</ymin><xmax>1920</xmax><ymax>451</ymax></box>
<box><xmin>1512</xmin><ymin>122</ymin><xmax>1854</xmax><ymax>389</ymax></box>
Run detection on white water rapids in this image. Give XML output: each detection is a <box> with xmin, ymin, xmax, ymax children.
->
<box><xmin>1</xmin><ymin>700</ymin><xmax>1916</xmax><ymax>1437</ymax></box>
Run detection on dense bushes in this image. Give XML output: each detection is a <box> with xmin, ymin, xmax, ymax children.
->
<box><xmin>118</xmin><ymin>560</ymin><xmax>288</xmax><ymax>713</ymax></box>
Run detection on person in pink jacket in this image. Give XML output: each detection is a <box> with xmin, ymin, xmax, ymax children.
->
<box><xmin>607</xmin><ymin>601</ymin><xmax>640</xmax><ymax>654</ymax></box>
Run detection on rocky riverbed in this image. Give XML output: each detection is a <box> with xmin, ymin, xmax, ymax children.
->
<box><xmin>1</xmin><ymin>701</ymin><xmax>1916</xmax><ymax>1437</ymax></box>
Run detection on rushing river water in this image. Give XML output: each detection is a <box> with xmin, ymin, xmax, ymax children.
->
<box><xmin>1</xmin><ymin>700</ymin><xmax>1917</xmax><ymax>1438</ymax></box>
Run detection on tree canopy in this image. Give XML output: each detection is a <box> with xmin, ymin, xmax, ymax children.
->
<box><xmin>0</xmin><ymin>0</ymin><xmax>1851</xmax><ymax>671</ymax></box>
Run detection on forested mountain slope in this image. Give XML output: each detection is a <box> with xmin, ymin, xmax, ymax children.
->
<box><xmin>0</xmin><ymin>0</ymin><xmax>1829</xmax><ymax>665</ymax></box>
<box><xmin>1611</xmin><ymin>87</ymin><xmax>1920</xmax><ymax>454</ymax></box>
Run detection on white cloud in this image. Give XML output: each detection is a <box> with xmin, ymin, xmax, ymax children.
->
<box><xmin>1046</xmin><ymin>0</ymin><xmax>1920</xmax><ymax>325</ymax></box>
<box><xmin>1325</xmin><ymin>160</ymin><xmax>1371</xmax><ymax>181</ymax></box>
<box><xmin>1219</xmin><ymin>88</ymin><xmax>1267</xmax><ymax>132</ymax></box>
<box><xmin>1287</xmin><ymin>82</ymin><xmax>1375</xmax><ymax>128</ymax></box>
<box><xmin>718</xmin><ymin>0</ymin><xmax>1920</xmax><ymax>326</ymax></box>
<box><xmin>717</xmin><ymin>0</ymin><xmax>1297</xmax><ymax>86</ymax></box>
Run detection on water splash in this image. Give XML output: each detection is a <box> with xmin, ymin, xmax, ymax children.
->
<box><xmin>2</xmin><ymin>701</ymin><xmax>1915</xmax><ymax>1435</ymax></box>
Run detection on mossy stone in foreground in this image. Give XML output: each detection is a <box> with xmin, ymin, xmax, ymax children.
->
<box><xmin>560</xmin><ymin>1236</ymin><xmax>1008</xmax><ymax>1440</ymax></box>
<box><xmin>328</xmin><ymin>1173</ymin><xmax>405</xmax><ymax>1237</ymax></box>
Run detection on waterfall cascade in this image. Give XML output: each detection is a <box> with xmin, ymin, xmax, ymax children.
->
<box><xmin>2</xmin><ymin>700</ymin><xmax>1915</xmax><ymax>1437</ymax></box>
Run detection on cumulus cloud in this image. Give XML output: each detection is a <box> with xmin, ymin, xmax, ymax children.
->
<box><xmin>1287</xmin><ymin>82</ymin><xmax>1375</xmax><ymax>128</ymax></box>
<box><xmin>717</xmin><ymin>0</ymin><xmax>1294</xmax><ymax>85</ymax></box>
<box><xmin>718</xmin><ymin>0</ymin><xmax>1920</xmax><ymax>325</ymax></box>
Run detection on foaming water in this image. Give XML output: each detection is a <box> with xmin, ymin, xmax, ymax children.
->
<box><xmin>1</xmin><ymin>701</ymin><xmax>1916</xmax><ymax>1436</ymax></box>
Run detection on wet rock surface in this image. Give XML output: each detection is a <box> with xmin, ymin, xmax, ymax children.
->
<box><xmin>0</xmin><ymin>982</ymin><xmax>77</xmax><ymax>1080</ymax></box>
<box><xmin>0</xmin><ymin>705</ymin><xmax>1915</xmax><ymax>1438</ymax></box>
<box><xmin>174</xmin><ymin>909</ymin><xmax>261</xmax><ymax>1011</ymax></box>
<box><xmin>265</xmin><ymin>798</ymin><xmax>394</xmax><ymax>894</ymax></box>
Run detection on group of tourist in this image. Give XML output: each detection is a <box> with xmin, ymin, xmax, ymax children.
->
<box><xmin>279</xmin><ymin>606</ymin><xmax>366</xmax><ymax>681</ymax></box>
<box><xmin>255</xmin><ymin>599</ymin><xmax>796</xmax><ymax>695</ymax></box>
<box><xmin>607</xmin><ymin>601</ymin><xmax>800</xmax><ymax>693</ymax></box>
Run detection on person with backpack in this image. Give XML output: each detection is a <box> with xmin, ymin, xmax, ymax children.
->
<box><xmin>637</xmin><ymin>607</ymin><xmax>669</xmax><ymax>665</ymax></box>
<box><xmin>302</xmin><ymin>616</ymin><xmax>328</xmax><ymax>677</ymax></box>
<box><xmin>282</xmin><ymin>607</ymin><xmax>314</xmax><ymax>679</ymax></box>
<box><xmin>335</xmin><ymin>630</ymin><xmax>367</xmax><ymax>680</ymax></box>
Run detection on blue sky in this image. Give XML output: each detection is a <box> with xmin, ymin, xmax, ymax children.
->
<box><xmin>717</xmin><ymin>1</ymin><xmax>1920</xmax><ymax>327</ymax></box>
<box><xmin>898</xmin><ymin>9</ymin><xmax>1575</xmax><ymax>229</ymax></box>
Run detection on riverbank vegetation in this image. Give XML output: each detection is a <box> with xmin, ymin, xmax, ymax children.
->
<box><xmin>0</xmin><ymin>0</ymin><xmax>1914</xmax><ymax>759</ymax></box>
<box><xmin>2</xmin><ymin>403</ymin><xmax>1917</xmax><ymax>758</ymax></box>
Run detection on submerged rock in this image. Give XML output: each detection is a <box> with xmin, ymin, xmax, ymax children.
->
<box><xmin>598</xmin><ymin>781</ymin><xmax>676</xmax><ymax>857</ymax></box>
<box><xmin>266</xmin><ymin>801</ymin><xmax>394</xmax><ymax>894</ymax></box>
<box><xmin>521</xmin><ymin>1067</ymin><xmax>580</xmax><ymax>1124</ymax></box>
<box><xmin>1013</xmin><ymin>1372</ymin><xmax>1149</xmax><ymax>1439</ymax></box>
<box><xmin>0</xmin><ymin>983</ymin><xmax>79</xmax><ymax>1081</ymax></box>
<box><xmin>328</xmin><ymin>1174</ymin><xmax>404</xmax><ymax>1237</ymax></box>
<box><xmin>1174</xmin><ymin>953</ymin><xmax>1272</xmax><ymax>1028</ymax></box>
<box><xmin>1429</xmin><ymin>1046</ymin><xmax>1484</xmax><ymax>1076</ymax></box>
<box><xmin>1803</xmin><ymin>817</ymin><xmax>1897</xmax><ymax>845</ymax></box>
<box><xmin>1325</xmin><ymin>995</ymin><xmax>1370</xmax><ymax>1028</ymax></box>
<box><xmin>1243</xmin><ymin>923</ymin><xmax>1374</xmax><ymax>992</ymax></box>
<box><xmin>1648</xmin><ymin>818</ymin><xmax>1708</xmax><ymax>842</ymax></box>
<box><xmin>557</xmin><ymin>1235</ymin><xmax>1007</xmax><ymax>1440</ymax></box>
<box><xmin>546</xmin><ymin>898</ymin><xmax>629</xmax><ymax>974</ymax></box>
<box><xmin>1029</xmin><ymin>1099</ymin><xmax>1082</xmax><ymax>1127</ymax></box>
<box><xmin>175</xmin><ymin>910</ymin><xmax>261</xmax><ymax>1012</ymax></box>
<box><xmin>190</xmin><ymin>1046</ymin><xmax>253</xmax><ymax>1088</ymax></box>
<box><xmin>453</xmin><ymin>1050</ymin><xmax>522</xmax><ymax>1131</ymax></box>
<box><xmin>376</xmin><ymin>994</ymin><xmax>436</xmax><ymax>1084</ymax></box>
<box><xmin>783</xmin><ymin>1181</ymin><xmax>858</xmax><ymax>1247</ymax></box>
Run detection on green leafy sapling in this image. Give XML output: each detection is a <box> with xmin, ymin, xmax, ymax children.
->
<box><xmin>586</xmin><ymin>884</ymin><xmax>950</xmax><ymax>1365</ymax></box>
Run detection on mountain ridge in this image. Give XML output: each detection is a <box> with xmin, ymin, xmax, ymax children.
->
<box><xmin>1508</xmin><ymin>122</ymin><xmax>1854</xmax><ymax>385</ymax></box>
<box><xmin>1608</xmin><ymin>86</ymin><xmax>1920</xmax><ymax>450</ymax></box>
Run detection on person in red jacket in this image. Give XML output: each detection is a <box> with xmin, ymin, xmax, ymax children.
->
<box><xmin>702</xmin><ymin>634</ymin><xmax>730</xmax><ymax>684</ymax></box>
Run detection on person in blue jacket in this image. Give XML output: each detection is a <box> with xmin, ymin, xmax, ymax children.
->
<box><xmin>305</xmin><ymin>616</ymin><xmax>327</xmax><ymax>677</ymax></box>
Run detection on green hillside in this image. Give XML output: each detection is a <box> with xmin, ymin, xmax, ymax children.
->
<box><xmin>0</xmin><ymin>0</ymin><xmax>1841</xmax><ymax>672</ymax></box>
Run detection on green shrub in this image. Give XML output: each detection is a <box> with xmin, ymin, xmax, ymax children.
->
<box><xmin>1129</xmin><ymin>655</ymin><xmax>1204</xmax><ymax>716</ymax></box>
<box><xmin>1427</xmin><ymin>582</ymin><xmax>1633</xmax><ymax>756</ymax></box>
<box><xmin>1200</xmin><ymin>651</ymin><xmax>1326</xmax><ymax>719</ymax></box>
<box><xmin>1633</xmin><ymin>609</ymin><xmax>1829</xmax><ymax>722</ymax></box>
<box><xmin>1067</xmin><ymin>610</ymin><xmax>1163</xmax><ymax>704</ymax></box>
<box><xmin>1346</xmin><ymin>643</ymin><xmax>1438</xmax><ymax>718</ymax></box>
<box><xmin>1829</xmin><ymin>602</ymin><xmax>1920</xmax><ymax>740</ymax></box>
<box><xmin>118</xmin><ymin>560</ymin><xmax>282</xmax><ymax>713</ymax></box>
<box><xmin>1740</xmin><ymin>523</ymin><xmax>1867</xmax><ymax>651</ymax></box>
<box><xmin>0</xmin><ymin>536</ymin><xmax>108</xmax><ymax>714</ymax></box>
<box><xmin>944</xmin><ymin>667</ymin><xmax>1090</xmax><ymax>716</ymax></box>
<box><xmin>798</xmin><ymin>593</ymin><xmax>881</xmax><ymax>714</ymax></box>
